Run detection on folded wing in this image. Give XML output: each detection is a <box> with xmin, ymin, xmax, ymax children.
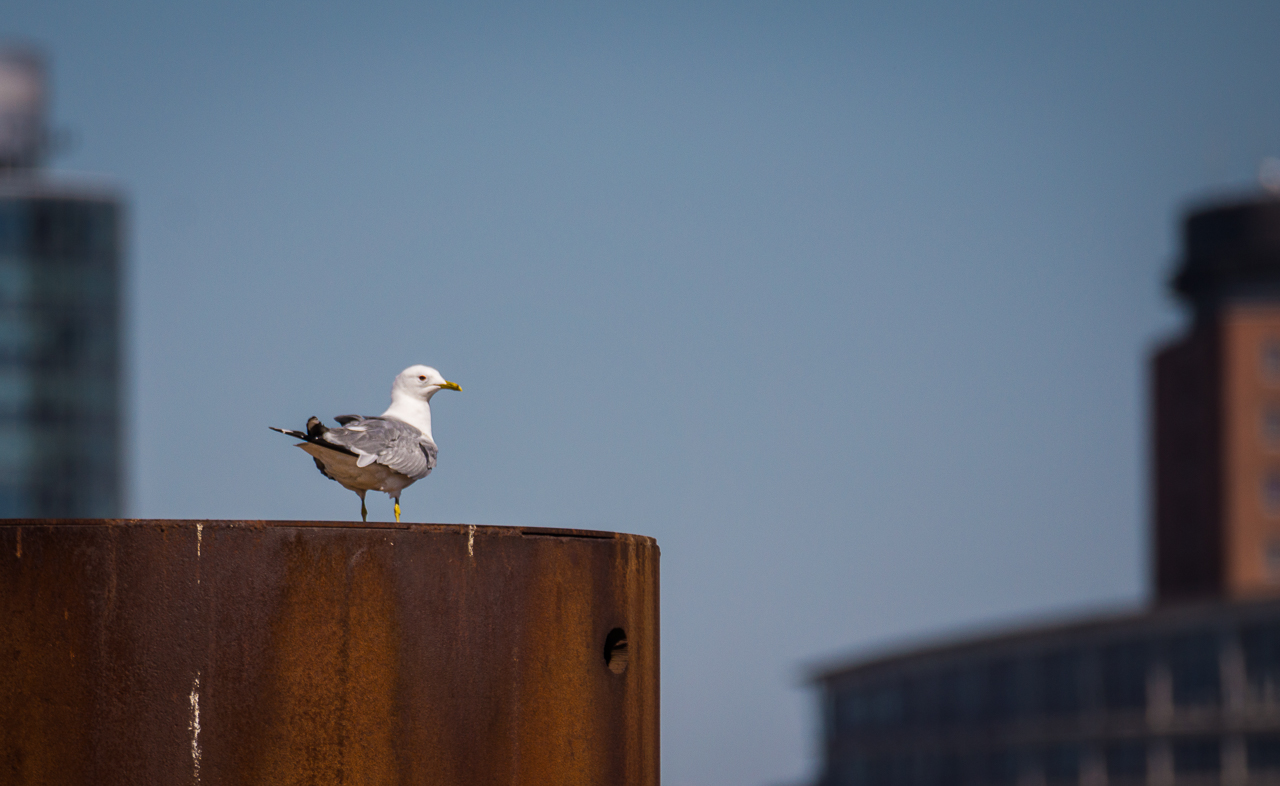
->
<box><xmin>319</xmin><ymin>416</ymin><xmax>437</xmax><ymax>480</ymax></box>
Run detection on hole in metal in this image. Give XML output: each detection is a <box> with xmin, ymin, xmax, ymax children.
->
<box><xmin>604</xmin><ymin>627</ymin><xmax>629</xmax><ymax>674</ymax></box>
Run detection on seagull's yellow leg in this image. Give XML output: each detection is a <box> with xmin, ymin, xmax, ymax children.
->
<box><xmin>361</xmin><ymin>500</ymin><xmax>368</xmax><ymax>522</ymax></box>
<box><xmin>394</xmin><ymin>501</ymin><xmax>401</xmax><ymax>523</ymax></box>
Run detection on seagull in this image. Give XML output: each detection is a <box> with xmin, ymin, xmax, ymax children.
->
<box><xmin>270</xmin><ymin>365</ymin><xmax>461</xmax><ymax>522</ymax></box>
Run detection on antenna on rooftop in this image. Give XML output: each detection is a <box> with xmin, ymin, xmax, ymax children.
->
<box><xmin>0</xmin><ymin>46</ymin><xmax>47</xmax><ymax>171</ymax></box>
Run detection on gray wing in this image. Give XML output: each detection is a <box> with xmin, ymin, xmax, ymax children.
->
<box><xmin>320</xmin><ymin>416</ymin><xmax>437</xmax><ymax>480</ymax></box>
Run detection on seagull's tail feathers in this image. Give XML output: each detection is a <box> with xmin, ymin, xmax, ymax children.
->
<box><xmin>270</xmin><ymin>417</ymin><xmax>329</xmax><ymax>440</ymax></box>
<box><xmin>269</xmin><ymin>424</ymin><xmax>360</xmax><ymax>457</ymax></box>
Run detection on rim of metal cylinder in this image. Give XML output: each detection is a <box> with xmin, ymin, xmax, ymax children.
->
<box><xmin>0</xmin><ymin>518</ymin><xmax>654</xmax><ymax>540</ymax></box>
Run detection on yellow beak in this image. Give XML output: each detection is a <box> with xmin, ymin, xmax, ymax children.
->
<box><xmin>440</xmin><ymin>381</ymin><xmax>462</xmax><ymax>392</ymax></box>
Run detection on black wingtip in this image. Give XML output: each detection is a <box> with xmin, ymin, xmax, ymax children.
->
<box><xmin>270</xmin><ymin>423</ymin><xmax>359</xmax><ymax>457</ymax></box>
<box><xmin>306</xmin><ymin>416</ymin><xmax>328</xmax><ymax>438</ymax></box>
<box><xmin>269</xmin><ymin>426</ymin><xmax>309</xmax><ymax>439</ymax></box>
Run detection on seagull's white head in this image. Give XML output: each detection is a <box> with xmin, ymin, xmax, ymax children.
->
<box><xmin>392</xmin><ymin>365</ymin><xmax>461</xmax><ymax>402</ymax></box>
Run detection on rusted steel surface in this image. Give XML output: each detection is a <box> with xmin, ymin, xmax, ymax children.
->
<box><xmin>0</xmin><ymin>520</ymin><xmax>659</xmax><ymax>785</ymax></box>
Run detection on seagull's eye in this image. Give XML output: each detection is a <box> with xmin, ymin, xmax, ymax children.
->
<box><xmin>419</xmin><ymin>375</ymin><xmax>427</xmax><ymax>381</ymax></box>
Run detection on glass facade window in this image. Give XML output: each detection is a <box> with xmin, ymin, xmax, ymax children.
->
<box><xmin>982</xmin><ymin>749</ymin><xmax>1019</xmax><ymax>786</ymax></box>
<box><xmin>1102</xmin><ymin>641</ymin><xmax>1148</xmax><ymax>710</ymax></box>
<box><xmin>821</xmin><ymin>615</ymin><xmax>1280</xmax><ymax>786</ymax></box>
<box><xmin>838</xmin><ymin>754</ymin><xmax>870</xmax><ymax>786</ymax></box>
<box><xmin>1243</xmin><ymin>622</ymin><xmax>1280</xmax><ymax>702</ymax></box>
<box><xmin>1168</xmin><ymin>633</ymin><xmax>1221</xmax><ymax>707</ymax></box>
<box><xmin>0</xmin><ymin>194</ymin><xmax>122</xmax><ymax>518</ymax></box>
<box><xmin>900</xmin><ymin>667</ymin><xmax>990</xmax><ymax>728</ymax></box>
<box><xmin>1172</xmin><ymin>737</ymin><xmax>1220</xmax><ymax>776</ymax></box>
<box><xmin>1106</xmin><ymin>741</ymin><xmax>1147</xmax><ymax>781</ymax></box>
<box><xmin>1265</xmin><ymin>407</ymin><xmax>1280</xmax><ymax>448</ymax></box>
<box><xmin>910</xmin><ymin>672</ymin><xmax>942</xmax><ymax>729</ymax></box>
<box><xmin>986</xmin><ymin>659</ymin><xmax>1018</xmax><ymax>722</ymax></box>
<box><xmin>834</xmin><ymin>681</ymin><xmax>910</xmax><ymax>732</ymax></box>
<box><xmin>913</xmin><ymin>752</ymin><xmax>942</xmax><ymax>786</ymax></box>
<box><xmin>954</xmin><ymin>666</ymin><xmax>986</xmax><ymax>723</ymax></box>
<box><xmin>1266</xmin><ymin>471</ymin><xmax>1280</xmax><ymax>515</ymax></box>
<box><xmin>835</xmin><ymin>687</ymin><xmax>868</xmax><ymax>733</ymax></box>
<box><xmin>937</xmin><ymin>752</ymin><xmax>965</xmax><ymax>786</ymax></box>
<box><xmin>1265</xmin><ymin>340</ymin><xmax>1280</xmax><ymax>381</ymax></box>
<box><xmin>1040</xmin><ymin>650</ymin><xmax>1082</xmax><ymax>716</ymax></box>
<box><xmin>864</xmin><ymin>753</ymin><xmax>912</xmax><ymax>786</ymax></box>
<box><xmin>934</xmin><ymin>669</ymin><xmax>959</xmax><ymax>725</ymax></box>
<box><xmin>871</xmin><ymin>682</ymin><xmax>907</xmax><ymax>728</ymax></box>
<box><xmin>1040</xmin><ymin>744</ymin><xmax>1078</xmax><ymax>784</ymax></box>
<box><xmin>1269</xmin><ymin>540</ymin><xmax>1280</xmax><ymax>582</ymax></box>
<box><xmin>1248</xmin><ymin>734</ymin><xmax>1280</xmax><ymax>771</ymax></box>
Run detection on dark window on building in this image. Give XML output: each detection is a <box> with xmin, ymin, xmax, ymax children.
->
<box><xmin>866</xmin><ymin>754</ymin><xmax>890</xmax><ymax>786</ymax></box>
<box><xmin>1266</xmin><ymin>472</ymin><xmax>1280</xmax><ymax>514</ymax></box>
<box><xmin>954</xmin><ymin>667</ymin><xmax>987</xmax><ymax>722</ymax></box>
<box><xmin>938</xmin><ymin>752</ymin><xmax>966</xmax><ymax>786</ymax></box>
<box><xmin>983</xmin><ymin>749</ymin><xmax>1019</xmax><ymax>786</ymax></box>
<box><xmin>1106</xmin><ymin>741</ymin><xmax>1147</xmax><ymax>780</ymax></box>
<box><xmin>1248</xmin><ymin>735</ymin><xmax>1280</xmax><ymax>771</ymax></box>
<box><xmin>1269</xmin><ymin>541</ymin><xmax>1280</xmax><ymax>583</ymax></box>
<box><xmin>914</xmin><ymin>752</ymin><xmax>941</xmax><ymax>786</ymax></box>
<box><xmin>910</xmin><ymin>672</ymin><xmax>941</xmax><ymax>728</ymax></box>
<box><xmin>1041</xmin><ymin>744</ymin><xmax>1079</xmax><ymax>784</ymax></box>
<box><xmin>1172</xmin><ymin>737</ymin><xmax>1220</xmax><ymax>775</ymax></box>
<box><xmin>1243</xmin><ymin>622</ymin><xmax>1280</xmax><ymax>701</ymax></box>
<box><xmin>936</xmin><ymin>669</ymin><xmax>960</xmax><ymax>725</ymax></box>
<box><xmin>1014</xmin><ymin>658</ymin><xmax>1042</xmax><ymax>717</ymax></box>
<box><xmin>1168</xmin><ymin>633</ymin><xmax>1221</xmax><ymax>707</ymax></box>
<box><xmin>834</xmin><ymin>688</ymin><xmax>868</xmax><ymax>732</ymax></box>
<box><xmin>870</xmin><ymin>682</ymin><xmax>907</xmax><ymax>728</ymax></box>
<box><xmin>838</xmin><ymin>753</ymin><xmax>870</xmax><ymax>786</ymax></box>
<box><xmin>1041</xmin><ymin>650</ymin><xmax>1082</xmax><ymax>716</ymax></box>
<box><xmin>866</xmin><ymin>753</ymin><xmax>912</xmax><ymax>786</ymax></box>
<box><xmin>986</xmin><ymin>660</ymin><xmax>1018</xmax><ymax>721</ymax></box>
<box><xmin>894</xmin><ymin>753</ymin><xmax>914</xmax><ymax>786</ymax></box>
<box><xmin>30</xmin><ymin>200</ymin><xmax>113</xmax><ymax>260</ymax></box>
<box><xmin>1265</xmin><ymin>407</ymin><xmax>1280</xmax><ymax>447</ymax></box>
<box><xmin>0</xmin><ymin>196</ymin><xmax>121</xmax><ymax>520</ymax></box>
<box><xmin>838</xmin><ymin>682</ymin><xmax>909</xmax><ymax>731</ymax></box>
<box><xmin>0</xmin><ymin>201</ymin><xmax>26</xmax><ymax>254</ymax></box>
<box><xmin>1102</xmin><ymin>641</ymin><xmax>1148</xmax><ymax>710</ymax></box>
<box><xmin>1265</xmin><ymin>340</ymin><xmax>1280</xmax><ymax>381</ymax></box>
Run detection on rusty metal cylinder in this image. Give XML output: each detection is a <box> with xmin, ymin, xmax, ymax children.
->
<box><xmin>0</xmin><ymin>520</ymin><xmax>659</xmax><ymax>785</ymax></box>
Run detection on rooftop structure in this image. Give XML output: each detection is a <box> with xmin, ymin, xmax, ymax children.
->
<box><xmin>1156</xmin><ymin>196</ymin><xmax>1280</xmax><ymax>601</ymax></box>
<box><xmin>0</xmin><ymin>49</ymin><xmax>48</xmax><ymax>170</ymax></box>
<box><xmin>813</xmin><ymin>191</ymin><xmax>1280</xmax><ymax>786</ymax></box>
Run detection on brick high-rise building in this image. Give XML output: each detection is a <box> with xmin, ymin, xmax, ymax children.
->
<box><xmin>1155</xmin><ymin>198</ymin><xmax>1280</xmax><ymax>602</ymax></box>
<box><xmin>811</xmin><ymin>192</ymin><xmax>1280</xmax><ymax>786</ymax></box>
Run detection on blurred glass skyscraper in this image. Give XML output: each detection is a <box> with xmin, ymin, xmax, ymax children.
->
<box><xmin>0</xmin><ymin>48</ymin><xmax>122</xmax><ymax>517</ymax></box>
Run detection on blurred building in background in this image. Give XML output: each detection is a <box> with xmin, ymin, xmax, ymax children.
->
<box><xmin>812</xmin><ymin>194</ymin><xmax>1280</xmax><ymax>786</ymax></box>
<box><xmin>0</xmin><ymin>48</ymin><xmax>123</xmax><ymax>517</ymax></box>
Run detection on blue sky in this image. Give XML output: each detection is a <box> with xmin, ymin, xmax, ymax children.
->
<box><xmin>6</xmin><ymin>2</ymin><xmax>1280</xmax><ymax>783</ymax></box>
